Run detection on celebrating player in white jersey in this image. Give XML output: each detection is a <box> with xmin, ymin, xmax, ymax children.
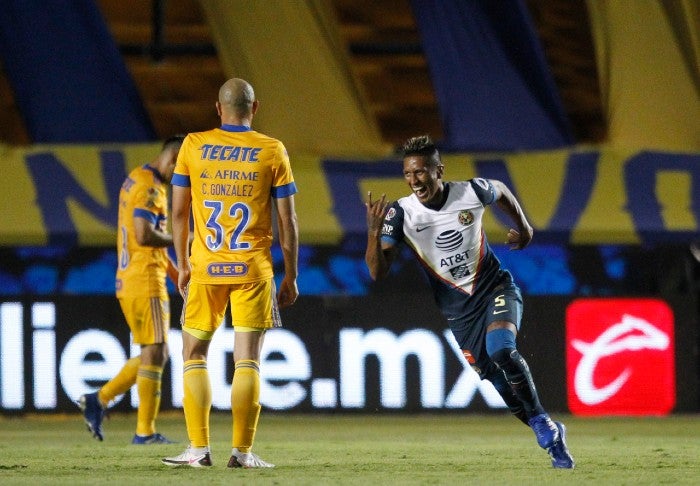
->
<box><xmin>365</xmin><ymin>135</ymin><xmax>574</xmax><ymax>469</ymax></box>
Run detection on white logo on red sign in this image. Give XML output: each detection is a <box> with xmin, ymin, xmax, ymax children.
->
<box><xmin>571</xmin><ymin>314</ymin><xmax>669</xmax><ymax>405</ymax></box>
<box><xmin>565</xmin><ymin>298</ymin><xmax>675</xmax><ymax>416</ymax></box>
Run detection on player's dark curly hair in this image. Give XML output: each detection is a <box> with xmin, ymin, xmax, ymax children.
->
<box><xmin>402</xmin><ymin>135</ymin><xmax>441</xmax><ymax>165</ymax></box>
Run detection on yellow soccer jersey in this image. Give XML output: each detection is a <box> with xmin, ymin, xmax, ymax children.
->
<box><xmin>172</xmin><ymin>124</ymin><xmax>297</xmax><ymax>284</ymax></box>
<box><xmin>116</xmin><ymin>164</ymin><xmax>170</xmax><ymax>298</ymax></box>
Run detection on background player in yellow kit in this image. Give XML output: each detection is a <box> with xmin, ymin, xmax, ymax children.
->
<box><xmin>80</xmin><ymin>135</ymin><xmax>185</xmax><ymax>444</ymax></box>
<box><xmin>162</xmin><ymin>78</ymin><xmax>299</xmax><ymax>468</ymax></box>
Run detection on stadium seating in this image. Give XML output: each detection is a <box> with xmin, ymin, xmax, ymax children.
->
<box><xmin>0</xmin><ymin>0</ymin><xmax>603</xmax><ymax>147</ymax></box>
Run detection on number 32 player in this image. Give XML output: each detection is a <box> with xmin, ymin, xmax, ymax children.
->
<box><xmin>163</xmin><ymin>78</ymin><xmax>298</xmax><ymax>469</ymax></box>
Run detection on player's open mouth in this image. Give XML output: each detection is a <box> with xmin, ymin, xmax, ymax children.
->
<box><xmin>413</xmin><ymin>186</ymin><xmax>427</xmax><ymax>198</ymax></box>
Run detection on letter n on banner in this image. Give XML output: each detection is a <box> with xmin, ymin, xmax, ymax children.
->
<box><xmin>26</xmin><ymin>151</ymin><xmax>125</xmax><ymax>245</ymax></box>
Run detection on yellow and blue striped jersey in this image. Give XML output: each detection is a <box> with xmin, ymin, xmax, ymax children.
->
<box><xmin>172</xmin><ymin>124</ymin><xmax>297</xmax><ymax>284</ymax></box>
<box><xmin>116</xmin><ymin>165</ymin><xmax>170</xmax><ymax>298</ymax></box>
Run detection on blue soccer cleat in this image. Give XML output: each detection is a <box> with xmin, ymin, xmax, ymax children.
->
<box><xmin>132</xmin><ymin>433</ymin><xmax>174</xmax><ymax>445</ymax></box>
<box><xmin>528</xmin><ymin>413</ymin><xmax>559</xmax><ymax>449</ymax></box>
<box><xmin>78</xmin><ymin>392</ymin><xmax>105</xmax><ymax>441</ymax></box>
<box><xmin>548</xmin><ymin>421</ymin><xmax>575</xmax><ymax>469</ymax></box>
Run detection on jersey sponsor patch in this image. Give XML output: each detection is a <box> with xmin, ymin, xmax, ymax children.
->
<box><xmin>449</xmin><ymin>265</ymin><xmax>470</xmax><ymax>279</ymax></box>
<box><xmin>199</xmin><ymin>144</ymin><xmax>261</xmax><ymax>162</ymax></box>
<box><xmin>435</xmin><ymin>230</ymin><xmax>463</xmax><ymax>252</ymax></box>
<box><xmin>207</xmin><ymin>262</ymin><xmax>248</xmax><ymax>277</ymax></box>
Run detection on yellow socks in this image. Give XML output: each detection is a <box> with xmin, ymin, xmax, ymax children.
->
<box><xmin>98</xmin><ymin>356</ymin><xmax>140</xmax><ymax>407</ymax></box>
<box><xmin>135</xmin><ymin>365</ymin><xmax>163</xmax><ymax>436</ymax></box>
<box><xmin>183</xmin><ymin>359</ymin><xmax>211</xmax><ymax>448</ymax></box>
<box><xmin>231</xmin><ymin>359</ymin><xmax>261</xmax><ymax>453</ymax></box>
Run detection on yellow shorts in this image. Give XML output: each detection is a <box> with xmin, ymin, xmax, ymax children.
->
<box><xmin>118</xmin><ymin>295</ymin><xmax>170</xmax><ymax>345</ymax></box>
<box><xmin>181</xmin><ymin>278</ymin><xmax>281</xmax><ymax>336</ymax></box>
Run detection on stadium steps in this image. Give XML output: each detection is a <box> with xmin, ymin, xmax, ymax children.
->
<box><xmin>524</xmin><ymin>0</ymin><xmax>605</xmax><ymax>143</ymax></box>
<box><xmin>333</xmin><ymin>0</ymin><xmax>443</xmax><ymax>147</ymax></box>
<box><xmin>0</xmin><ymin>0</ymin><xmax>602</xmax><ymax>147</ymax></box>
<box><xmin>96</xmin><ymin>0</ymin><xmax>223</xmax><ymax>139</ymax></box>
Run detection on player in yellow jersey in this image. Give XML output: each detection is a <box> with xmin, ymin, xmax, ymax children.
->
<box><xmin>162</xmin><ymin>78</ymin><xmax>298</xmax><ymax>468</ymax></box>
<box><xmin>80</xmin><ymin>135</ymin><xmax>185</xmax><ymax>444</ymax></box>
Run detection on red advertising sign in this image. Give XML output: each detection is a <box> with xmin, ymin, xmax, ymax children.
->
<box><xmin>566</xmin><ymin>298</ymin><xmax>675</xmax><ymax>415</ymax></box>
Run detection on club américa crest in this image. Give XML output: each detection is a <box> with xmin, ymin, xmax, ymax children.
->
<box><xmin>458</xmin><ymin>210</ymin><xmax>474</xmax><ymax>226</ymax></box>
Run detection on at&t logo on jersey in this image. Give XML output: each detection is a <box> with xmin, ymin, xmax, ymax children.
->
<box><xmin>565</xmin><ymin>298</ymin><xmax>675</xmax><ymax>415</ymax></box>
<box><xmin>435</xmin><ymin>230</ymin><xmax>463</xmax><ymax>252</ymax></box>
<box><xmin>435</xmin><ymin>230</ymin><xmax>470</xmax><ymax>279</ymax></box>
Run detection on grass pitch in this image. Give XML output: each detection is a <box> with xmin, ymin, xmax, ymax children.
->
<box><xmin>0</xmin><ymin>412</ymin><xmax>698</xmax><ymax>485</ymax></box>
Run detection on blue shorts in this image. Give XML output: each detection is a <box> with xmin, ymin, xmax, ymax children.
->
<box><xmin>447</xmin><ymin>279</ymin><xmax>523</xmax><ymax>378</ymax></box>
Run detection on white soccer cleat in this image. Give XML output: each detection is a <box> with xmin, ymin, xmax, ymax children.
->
<box><xmin>227</xmin><ymin>448</ymin><xmax>275</xmax><ymax>468</ymax></box>
<box><xmin>161</xmin><ymin>445</ymin><xmax>212</xmax><ymax>467</ymax></box>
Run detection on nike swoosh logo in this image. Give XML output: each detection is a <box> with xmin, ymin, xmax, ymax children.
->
<box><xmin>493</xmin><ymin>309</ymin><xmax>509</xmax><ymax>314</ymax></box>
<box><xmin>416</xmin><ymin>226</ymin><xmax>430</xmax><ymax>232</ymax></box>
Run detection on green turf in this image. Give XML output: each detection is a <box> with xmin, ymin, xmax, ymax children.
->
<box><xmin>0</xmin><ymin>412</ymin><xmax>698</xmax><ymax>485</ymax></box>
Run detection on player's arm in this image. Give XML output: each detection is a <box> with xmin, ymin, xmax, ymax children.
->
<box><xmin>165</xmin><ymin>254</ymin><xmax>178</xmax><ymax>286</ymax></box>
<box><xmin>273</xmin><ymin>194</ymin><xmax>299</xmax><ymax>308</ymax></box>
<box><xmin>133</xmin><ymin>215</ymin><xmax>173</xmax><ymax>248</ymax></box>
<box><xmin>171</xmin><ymin>184</ymin><xmax>192</xmax><ymax>297</ymax></box>
<box><xmin>365</xmin><ymin>191</ymin><xmax>399</xmax><ymax>280</ymax></box>
<box><xmin>490</xmin><ymin>179</ymin><xmax>533</xmax><ymax>250</ymax></box>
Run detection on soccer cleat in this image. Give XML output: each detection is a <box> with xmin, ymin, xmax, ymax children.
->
<box><xmin>78</xmin><ymin>392</ymin><xmax>105</xmax><ymax>441</ymax></box>
<box><xmin>548</xmin><ymin>422</ymin><xmax>575</xmax><ymax>469</ymax></box>
<box><xmin>227</xmin><ymin>448</ymin><xmax>275</xmax><ymax>468</ymax></box>
<box><xmin>528</xmin><ymin>413</ymin><xmax>559</xmax><ymax>449</ymax></box>
<box><xmin>132</xmin><ymin>433</ymin><xmax>174</xmax><ymax>445</ymax></box>
<box><xmin>161</xmin><ymin>446</ymin><xmax>212</xmax><ymax>467</ymax></box>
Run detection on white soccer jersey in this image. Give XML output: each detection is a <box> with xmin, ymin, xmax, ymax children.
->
<box><xmin>382</xmin><ymin>179</ymin><xmax>510</xmax><ymax>320</ymax></box>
